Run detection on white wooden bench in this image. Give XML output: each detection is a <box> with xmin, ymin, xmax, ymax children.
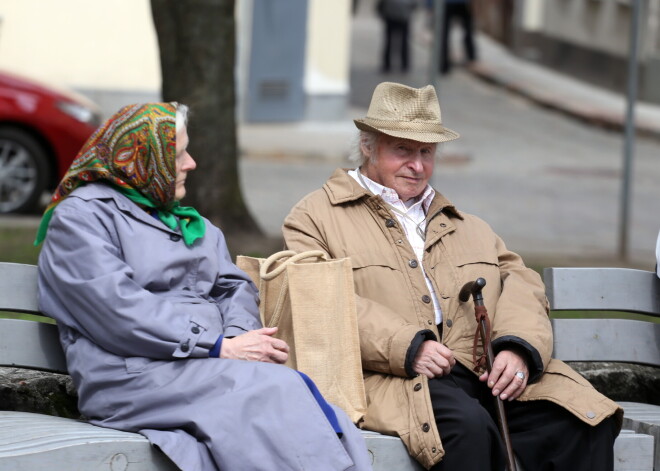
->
<box><xmin>1</xmin><ymin>262</ymin><xmax>658</xmax><ymax>470</ymax></box>
<box><xmin>545</xmin><ymin>267</ymin><xmax>660</xmax><ymax>471</ymax></box>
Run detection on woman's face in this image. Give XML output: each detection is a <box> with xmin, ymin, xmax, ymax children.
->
<box><xmin>174</xmin><ymin>126</ymin><xmax>197</xmax><ymax>201</ymax></box>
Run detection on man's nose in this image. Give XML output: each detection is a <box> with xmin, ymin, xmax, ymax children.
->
<box><xmin>408</xmin><ymin>155</ymin><xmax>424</xmax><ymax>173</ymax></box>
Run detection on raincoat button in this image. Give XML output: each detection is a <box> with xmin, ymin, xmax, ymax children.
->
<box><xmin>422</xmin><ymin>295</ymin><xmax>431</xmax><ymax>304</ymax></box>
<box><xmin>385</xmin><ymin>219</ymin><xmax>396</xmax><ymax>228</ymax></box>
<box><xmin>170</xmin><ymin>234</ymin><xmax>182</xmax><ymax>242</ymax></box>
<box><xmin>427</xmin><ymin>319</ymin><xmax>433</xmax><ymax>325</ymax></box>
<box><xmin>422</xmin><ymin>423</ymin><xmax>430</xmax><ymax>432</ymax></box>
<box><xmin>409</xmin><ymin>260</ymin><xmax>418</xmax><ymax>268</ymax></box>
<box><xmin>446</xmin><ymin>319</ymin><xmax>453</xmax><ymax>328</ymax></box>
<box><xmin>439</xmin><ymin>223</ymin><xmax>446</xmax><ymax>228</ymax></box>
<box><xmin>414</xmin><ymin>383</ymin><xmax>422</xmax><ymax>391</ymax></box>
<box><xmin>432</xmin><ymin>447</ymin><xmax>437</xmax><ymax>453</ymax></box>
<box><xmin>180</xmin><ymin>340</ymin><xmax>190</xmax><ymax>352</ymax></box>
<box><xmin>586</xmin><ymin>411</ymin><xmax>596</xmax><ymax>419</ymax></box>
<box><xmin>191</xmin><ymin>326</ymin><xmax>201</xmax><ymax>334</ymax></box>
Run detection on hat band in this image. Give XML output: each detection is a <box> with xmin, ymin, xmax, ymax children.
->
<box><xmin>361</xmin><ymin>117</ymin><xmax>446</xmax><ymax>133</ymax></box>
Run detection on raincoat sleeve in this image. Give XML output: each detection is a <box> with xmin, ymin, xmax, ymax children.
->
<box><xmin>283</xmin><ymin>202</ymin><xmax>422</xmax><ymax>378</ymax></box>
<box><xmin>38</xmin><ymin>197</ymin><xmax>260</xmax><ymax>360</ymax></box>
<box><xmin>489</xmin><ymin>232</ymin><xmax>553</xmax><ymax>382</ymax></box>
<box><xmin>208</xmin><ymin>233</ymin><xmax>263</xmax><ymax>339</ymax></box>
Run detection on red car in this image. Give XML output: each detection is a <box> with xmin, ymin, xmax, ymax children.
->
<box><xmin>0</xmin><ymin>69</ymin><xmax>101</xmax><ymax>213</ymax></box>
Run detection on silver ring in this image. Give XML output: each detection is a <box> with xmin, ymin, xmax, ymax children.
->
<box><xmin>515</xmin><ymin>371</ymin><xmax>525</xmax><ymax>380</ymax></box>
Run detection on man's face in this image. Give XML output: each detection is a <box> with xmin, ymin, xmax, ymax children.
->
<box><xmin>174</xmin><ymin>126</ymin><xmax>196</xmax><ymax>201</ymax></box>
<box><xmin>361</xmin><ymin>134</ymin><xmax>437</xmax><ymax>201</ymax></box>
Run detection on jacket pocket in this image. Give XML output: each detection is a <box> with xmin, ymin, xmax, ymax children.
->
<box><xmin>350</xmin><ymin>250</ymin><xmax>404</xmax><ymax>295</ymax></box>
<box><xmin>350</xmin><ymin>250</ymin><xmax>400</xmax><ymax>270</ymax></box>
<box><xmin>452</xmin><ymin>251</ymin><xmax>500</xmax><ymax>286</ymax></box>
<box><xmin>520</xmin><ymin>359</ymin><xmax>621</xmax><ymax>426</ymax></box>
<box><xmin>125</xmin><ymin>356</ymin><xmax>151</xmax><ymax>374</ymax></box>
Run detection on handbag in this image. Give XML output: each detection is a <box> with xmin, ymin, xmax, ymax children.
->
<box><xmin>236</xmin><ymin>250</ymin><xmax>367</xmax><ymax>424</ymax></box>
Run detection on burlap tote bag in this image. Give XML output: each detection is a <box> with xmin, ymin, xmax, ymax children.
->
<box><xmin>236</xmin><ymin>250</ymin><xmax>367</xmax><ymax>424</ymax></box>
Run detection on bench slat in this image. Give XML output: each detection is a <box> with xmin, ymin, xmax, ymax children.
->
<box><xmin>0</xmin><ymin>263</ymin><xmax>39</xmax><ymax>314</ymax></box>
<box><xmin>551</xmin><ymin>318</ymin><xmax>660</xmax><ymax>366</ymax></box>
<box><xmin>0</xmin><ymin>318</ymin><xmax>67</xmax><ymax>373</ymax></box>
<box><xmin>544</xmin><ymin>267</ymin><xmax>660</xmax><ymax>315</ymax></box>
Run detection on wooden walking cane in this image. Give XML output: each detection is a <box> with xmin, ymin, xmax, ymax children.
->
<box><xmin>459</xmin><ymin>277</ymin><xmax>517</xmax><ymax>471</ymax></box>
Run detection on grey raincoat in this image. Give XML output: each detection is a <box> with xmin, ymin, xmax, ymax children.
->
<box><xmin>37</xmin><ymin>183</ymin><xmax>372</xmax><ymax>471</ymax></box>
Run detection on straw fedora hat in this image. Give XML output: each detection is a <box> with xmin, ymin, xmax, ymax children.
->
<box><xmin>354</xmin><ymin>82</ymin><xmax>459</xmax><ymax>143</ymax></box>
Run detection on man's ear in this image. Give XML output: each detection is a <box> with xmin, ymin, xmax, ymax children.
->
<box><xmin>360</xmin><ymin>134</ymin><xmax>374</xmax><ymax>160</ymax></box>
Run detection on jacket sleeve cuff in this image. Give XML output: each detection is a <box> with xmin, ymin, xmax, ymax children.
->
<box><xmin>209</xmin><ymin>335</ymin><xmax>223</xmax><ymax>358</ymax></box>
<box><xmin>492</xmin><ymin>335</ymin><xmax>544</xmax><ymax>383</ymax></box>
<box><xmin>388</xmin><ymin>324</ymin><xmax>429</xmax><ymax>377</ymax></box>
<box><xmin>404</xmin><ymin>330</ymin><xmax>438</xmax><ymax>377</ymax></box>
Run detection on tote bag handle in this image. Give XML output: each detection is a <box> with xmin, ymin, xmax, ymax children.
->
<box><xmin>260</xmin><ymin>250</ymin><xmax>327</xmax><ymax>280</ymax></box>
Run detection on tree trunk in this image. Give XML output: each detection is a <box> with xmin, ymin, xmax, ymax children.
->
<box><xmin>150</xmin><ymin>0</ymin><xmax>262</xmax><ymax>239</ymax></box>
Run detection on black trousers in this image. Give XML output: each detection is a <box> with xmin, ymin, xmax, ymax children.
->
<box><xmin>440</xmin><ymin>3</ymin><xmax>477</xmax><ymax>73</ymax></box>
<box><xmin>428</xmin><ymin>363</ymin><xmax>618</xmax><ymax>471</ymax></box>
<box><xmin>382</xmin><ymin>19</ymin><xmax>410</xmax><ymax>72</ymax></box>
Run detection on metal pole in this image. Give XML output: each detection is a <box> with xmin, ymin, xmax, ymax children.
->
<box><xmin>428</xmin><ymin>0</ymin><xmax>446</xmax><ymax>90</ymax></box>
<box><xmin>619</xmin><ymin>0</ymin><xmax>642</xmax><ymax>259</ymax></box>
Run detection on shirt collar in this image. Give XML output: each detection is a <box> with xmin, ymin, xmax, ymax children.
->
<box><xmin>349</xmin><ymin>168</ymin><xmax>435</xmax><ymax>213</ymax></box>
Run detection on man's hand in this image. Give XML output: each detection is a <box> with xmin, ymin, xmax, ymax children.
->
<box><xmin>220</xmin><ymin>327</ymin><xmax>289</xmax><ymax>364</ymax></box>
<box><xmin>479</xmin><ymin>350</ymin><xmax>528</xmax><ymax>401</ymax></box>
<box><xmin>412</xmin><ymin>340</ymin><xmax>456</xmax><ymax>379</ymax></box>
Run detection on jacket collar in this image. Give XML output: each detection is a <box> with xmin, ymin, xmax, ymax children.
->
<box><xmin>69</xmin><ymin>184</ymin><xmax>179</xmax><ymax>234</ymax></box>
<box><xmin>323</xmin><ymin>168</ymin><xmax>463</xmax><ymax>220</ymax></box>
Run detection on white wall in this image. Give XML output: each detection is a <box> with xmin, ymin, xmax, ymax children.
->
<box><xmin>0</xmin><ymin>0</ymin><xmax>160</xmax><ymax>93</ymax></box>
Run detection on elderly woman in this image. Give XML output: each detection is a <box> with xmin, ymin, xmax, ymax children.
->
<box><xmin>36</xmin><ymin>103</ymin><xmax>372</xmax><ymax>471</ymax></box>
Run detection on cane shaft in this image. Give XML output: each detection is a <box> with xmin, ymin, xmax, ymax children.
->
<box><xmin>479</xmin><ymin>321</ymin><xmax>517</xmax><ymax>471</ymax></box>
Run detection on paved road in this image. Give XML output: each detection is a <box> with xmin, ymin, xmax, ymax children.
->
<box><xmin>241</xmin><ymin>4</ymin><xmax>660</xmax><ymax>267</ymax></box>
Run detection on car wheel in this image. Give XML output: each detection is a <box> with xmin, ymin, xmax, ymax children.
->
<box><xmin>0</xmin><ymin>127</ymin><xmax>50</xmax><ymax>213</ymax></box>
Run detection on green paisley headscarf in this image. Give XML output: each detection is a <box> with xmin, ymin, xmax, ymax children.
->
<box><xmin>34</xmin><ymin>102</ymin><xmax>205</xmax><ymax>246</ymax></box>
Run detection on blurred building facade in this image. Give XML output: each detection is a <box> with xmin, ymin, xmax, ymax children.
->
<box><xmin>474</xmin><ymin>0</ymin><xmax>660</xmax><ymax>104</ymax></box>
<box><xmin>0</xmin><ymin>0</ymin><xmax>352</xmax><ymax>121</ymax></box>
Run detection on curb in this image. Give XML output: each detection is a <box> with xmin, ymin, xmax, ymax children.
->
<box><xmin>468</xmin><ymin>62</ymin><xmax>660</xmax><ymax>141</ymax></box>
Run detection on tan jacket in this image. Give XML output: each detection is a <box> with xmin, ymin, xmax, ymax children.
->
<box><xmin>283</xmin><ymin>169</ymin><xmax>622</xmax><ymax>469</ymax></box>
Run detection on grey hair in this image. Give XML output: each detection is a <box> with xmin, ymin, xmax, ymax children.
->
<box><xmin>348</xmin><ymin>131</ymin><xmax>380</xmax><ymax>165</ymax></box>
<box><xmin>175</xmin><ymin>103</ymin><xmax>189</xmax><ymax>134</ymax></box>
<box><xmin>347</xmin><ymin>130</ymin><xmax>443</xmax><ymax>164</ymax></box>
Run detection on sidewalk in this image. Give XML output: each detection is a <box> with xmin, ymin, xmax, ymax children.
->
<box><xmin>239</xmin><ymin>30</ymin><xmax>660</xmax><ymax>162</ymax></box>
<box><xmin>467</xmin><ymin>35</ymin><xmax>660</xmax><ymax>140</ymax></box>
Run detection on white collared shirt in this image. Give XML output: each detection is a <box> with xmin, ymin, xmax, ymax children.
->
<box><xmin>349</xmin><ymin>168</ymin><xmax>443</xmax><ymax>324</ymax></box>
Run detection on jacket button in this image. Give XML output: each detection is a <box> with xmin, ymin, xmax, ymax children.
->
<box><xmin>409</xmin><ymin>259</ymin><xmax>418</xmax><ymax>268</ymax></box>
<box><xmin>446</xmin><ymin>319</ymin><xmax>453</xmax><ymax>328</ymax></box>
<box><xmin>414</xmin><ymin>383</ymin><xmax>422</xmax><ymax>391</ymax></box>
<box><xmin>586</xmin><ymin>411</ymin><xmax>596</xmax><ymax>419</ymax></box>
<box><xmin>422</xmin><ymin>295</ymin><xmax>431</xmax><ymax>304</ymax></box>
<box><xmin>385</xmin><ymin>219</ymin><xmax>396</xmax><ymax>228</ymax></box>
<box><xmin>170</xmin><ymin>234</ymin><xmax>182</xmax><ymax>242</ymax></box>
<box><xmin>180</xmin><ymin>340</ymin><xmax>190</xmax><ymax>352</ymax></box>
<box><xmin>422</xmin><ymin>423</ymin><xmax>430</xmax><ymax>432</ymax></box>
<box><xmin>427</xmin><ymin>319</ymin><xmax>433</xmax><ymax>325</ymax></box>
<box><xmin>432</xmin><ymin>447</ymin><xmax>437</xmax><ymax>453</ymax></box>
<box><xmin>191</xmin><ymin>326</ymin><xmax>201</xmax><ymax>334</ymax></box>
<box><xmin>439</xmin><ymin>223</ymin><xmax>446</xmax><ymax>228</ymax></box>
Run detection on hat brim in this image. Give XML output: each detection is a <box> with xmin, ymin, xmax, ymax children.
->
<box><xmin>354</xmin><ymin>118</ymin><xmax>460</xmax><ymax>144</ymax></box>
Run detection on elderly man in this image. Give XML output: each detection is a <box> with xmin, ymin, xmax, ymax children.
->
<box><xmin>283</xmin><ymin>82</ymin><xmax>621</xmax><ymax>470</ymax></box>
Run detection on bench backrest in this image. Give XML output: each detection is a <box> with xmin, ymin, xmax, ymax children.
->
<box><xmin>3</xmin><ymin>263</ymin><xmax>659</xmax><ymax>373</ymax></box>
<box><xmin>0</xmin><ymin>262</ymin><xmax>67</xmax><ymax>374</ymax></box>
<box><xmin>543</xmin><ymin>267</ymin><xmax>660</xmax><ymax>367</ymax></box>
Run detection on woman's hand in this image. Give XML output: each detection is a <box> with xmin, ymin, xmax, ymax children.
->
<box><xmin>220</xmin><ymin>327</ymin><xmax>289</xmax><ymax>364</ymax></box>
<box><xmin>479</xmin><ymin>349</ymin><xmax>528</xmax><ymax>401</ymax></box>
